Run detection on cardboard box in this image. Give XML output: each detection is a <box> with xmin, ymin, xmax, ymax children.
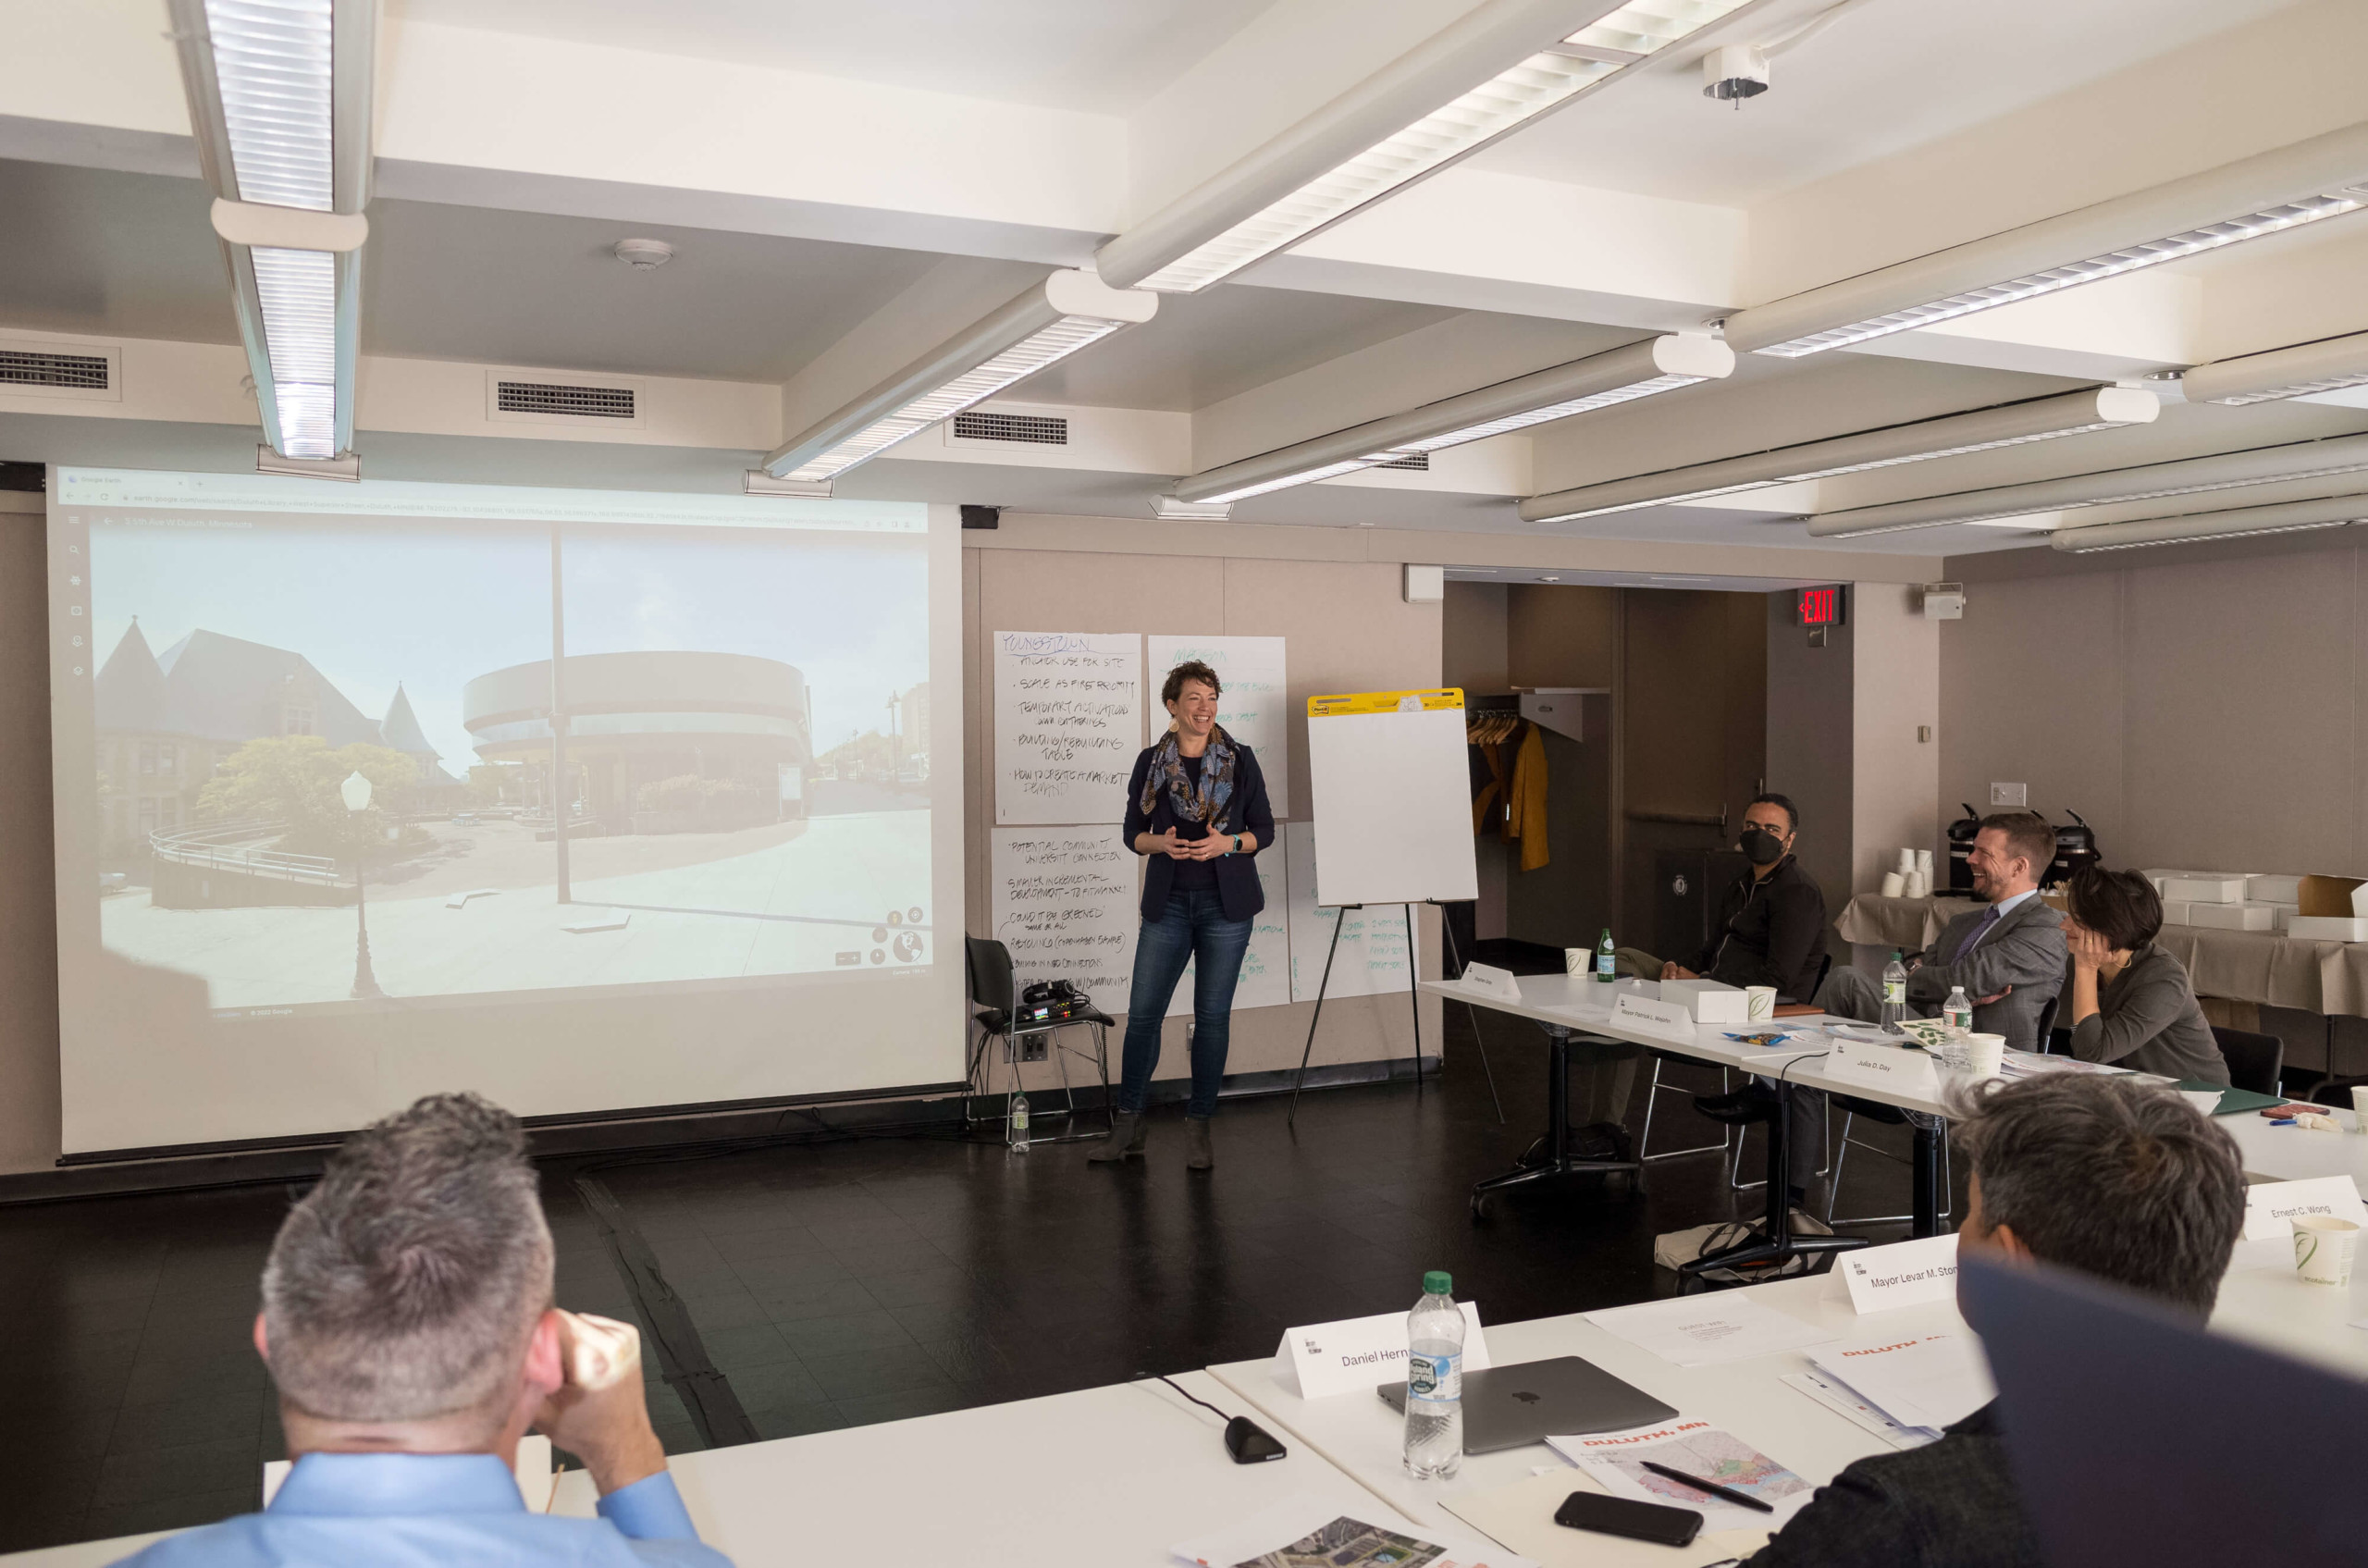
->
<box><xmin>2248</xmin><ymin>874</ymin><xmax>2305</xmax><ymax>905</ymax></box>
<box><xmin>2155</xmin><ymin>873</ymin><xmax>2251</xmax><ymax>904</ymax></box>
<box><xmin>2159</xmin><ymin>899</ymin><xmax>2195</xmax><ymax>926</ymax></box>
<box><xmin>2298</xmin><ymin>876</ymin><xmax>2368</xmax><ymax>919</ymax></box>
<box><xmin>2288</xmin><ymin>916</ymin><xmax>2368</xmax><ymax>943</ymax></box>
<box><xmin>2265</xmin><ymin>903</ymin><xmax>2300</xmax><ymax>931</ymax></box>
<box><xmin>2186</xmin><ymin>902</ymin><xmax>2276</xmax><ymax>932</ymax></box>
<box><xmin>1660</xmin><ymin>977</ymin><xmax>1748</xmax><ymax>1024</ymax></box>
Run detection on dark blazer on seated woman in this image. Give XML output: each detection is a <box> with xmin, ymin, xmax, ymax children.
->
<box><xmin>1120</xmin><ymin>735</ymin><xmax>1276</xmax><ymax>923</ymax></box>
<box><xmin>2062</xmin><ymin>943</ymin><xmax>2227</xmax><ymax>1084</ymax></box>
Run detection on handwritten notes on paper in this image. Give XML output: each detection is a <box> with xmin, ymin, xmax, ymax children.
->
<box><xmin>1145</xmin><ymin>634</ymin><xmax>1290</xmax><ymax>814</ymax></box>
<box><xmin>989</xmin><ymin>827</ymin><xmax>1138</xmax><ymax>1016</ymax></box>
<box><xmin>993</xmin><ymin>631</ymin><xmax>1141</xmax><ymax>824</ymax></box>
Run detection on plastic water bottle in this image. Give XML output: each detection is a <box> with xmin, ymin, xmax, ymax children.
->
<box><xmin>1403</xmin><ymin>1270</ymin><xmax>1463</xmax><ymax>1479</ymax></box>
<box><xmin>1942</xmin><ymin>986</ymin><xmax>1973</xmax><ymax>1035</ymax></box>
<box><xmin>1007</xmin><ymin>1090</ymin><xmax>1030</xmax><ymax>1153</ymax></box>
<box><xmin>1595</xmin><ymin>928</ymin><xmax>1617</xmax><ymax>984</ymax></box>
<box><xmin>1881</xmin><ymin>950</ymin><xmax>1909</xmax><ymax>1035</ymax></box>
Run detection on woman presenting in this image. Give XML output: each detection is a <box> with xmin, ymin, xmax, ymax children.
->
<box><xmin>1091</xmin><ymin>660</ymin><xmax>1275</xmax><ymax>1171</ymax></box>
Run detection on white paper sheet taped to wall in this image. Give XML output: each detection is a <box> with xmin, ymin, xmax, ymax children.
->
<box><xmin>993</xmin><ymin>631</ymin><xmax>1141</xmax><ymax>824</ymax></box>
<box><xmin>1144</xmin><ymin>633</ymin><xmax>1290</xmax><ymax>816</ymax></box>
<box><xmin>989</xmin><ymin>825</ymin><xmax>1140</xmax><ymax>1017</ymax></box>
<box><xmin>1285</xmin><ymin>821</ymin><xmax>1419</xmax><ymax>1004</ymax></box>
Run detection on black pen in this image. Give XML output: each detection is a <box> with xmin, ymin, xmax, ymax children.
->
<box><xmin>1639</xmin><ymin>1460</ymin><xmax>1775</xmax><ymax>1513</ymax></box>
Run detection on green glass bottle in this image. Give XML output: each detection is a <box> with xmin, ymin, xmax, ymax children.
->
<box><xmin>1595</xmin><ymin>928</ymin><xmax>1616</xmax><ymax>982</ymax></box>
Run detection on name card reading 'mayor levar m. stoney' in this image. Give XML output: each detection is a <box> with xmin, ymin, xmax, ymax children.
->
<box><xmin>993</xmin><ymin>631</ymin><xmax>1142</xmax><ymax>824</ymax></box>
<box><xmin>988</xmin><ymin>827</ymin><xmax>1139</xmax><ymax>1017</ymax></box>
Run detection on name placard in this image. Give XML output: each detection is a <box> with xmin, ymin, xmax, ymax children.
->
<box><xmin>1839</xmin><ymin>1233</ymin><xmax>1960</xmax><ymax>1315</ymax></box>
<box><xmin>1612</xmin><ymin>993</ymin><xmax>1697</xmax><ymax>1043</ymax></box>
<box><xmin>2242</xmin><ymin>1174</ymin><xmax>2368</xmax><ymax>1241</ymax></box>
<box><xmin>1824</xmin><ymin>1037</ymin><xmax>1941</xmax><ymax>1097</ymax></box>
<box><xmin>1460</xmin><ymin>963</ymin><xmax>1523</xmax><ymax>1003</ymax></box>
<box><xmin>1270</xmin><ymin>1303</ymin><xmax>1492</xmax><ymax>1401</ymax></box>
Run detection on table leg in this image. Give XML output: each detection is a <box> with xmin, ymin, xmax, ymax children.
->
<box><xmin>1679</xmin><ymin>1076</ymin><xmax>1868</xmax><ymax>1284</ymax></box>
<box><xmin>1470</xmin><ymin>1027</ymin><xmax>1641</xmax><ymax>1219</ymax></box>
<box><xmin>1908</xmin><ymin>1113</ymin><xmax>1943</xmax><ymax>1239</ymax></box>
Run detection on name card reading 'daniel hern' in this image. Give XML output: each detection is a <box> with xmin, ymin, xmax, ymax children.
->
<box><xmin>1272</xmin><ymin>1302</ymin><xmax>1492</xmax><ymax>1401</ymax></box>
<box><xmin>2242</xmin><ymin>1174</ymin><xmax>2368</xmax><ymax>1241</ymax></box>
<box><xmin>1840</xmin><ymin>1233</ymin><xmax>1960</xmax><ymax>1315</ymax></box>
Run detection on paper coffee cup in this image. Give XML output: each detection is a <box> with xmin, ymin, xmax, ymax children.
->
<box><xmin>2295</xmin><ymin>1215</ymin><xmax>2361</xmax><ymax>1287</ymax></box>
<box><xmin>1963</xmin><ymin>1033</ymin><xmax>2006</xmax><ymax>1078</ymax></box>
<box><xmin>1915</xmin><ymin>849</ymin><xmax>1933</xmax><ymax>875</ymax></box>
<box><xmin>1745</xmin><ymin>985</ymin><xmax>1777</xmax><ymax>1020</ymax></box>
<box><xmin>1905</xmin><ymin>871</ymin><xmax>1929</xmax><ymax>899</ymax></box>
<box><xmin>2350</xmin><ymin>1084</ymin><xmax>2368</xmax><ymax>1132</ymax></box>
<box><xmin>1565</xmin><ymin>947</ymin><xmax>1588</xmax><ymax>978</ymax></box>
<box><xmin>1880</xmin><ymin>871</ymin><xmax>1906</xmax><ymax>897</ymax></box>
<box><xmin>1895</xmin><ymin>847</ymin><xmax>1917</xmax><ymax>873</ymax></box>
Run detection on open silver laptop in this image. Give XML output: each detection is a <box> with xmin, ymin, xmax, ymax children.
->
<box><xmin>1375</xmin><ymin>1355</ymin><xmax>1677</xmax><ymax>1453</ymax></box>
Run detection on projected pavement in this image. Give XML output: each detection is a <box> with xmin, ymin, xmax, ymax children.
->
<box><xmin>100</xmin><ymin>810</ymin><xmax>934</xmax><ymax>1008</ymax></box>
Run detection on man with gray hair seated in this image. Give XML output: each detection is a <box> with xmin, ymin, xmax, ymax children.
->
<box><xmin>1742</xmin><ymin>1073</ymin><xmax>2246</xmax><ymax>1568</ymax></box>
<box><xmin>116</xmin><ymin>1093</ymin><xmax>729</xmax><ymax>1568</ymax></box>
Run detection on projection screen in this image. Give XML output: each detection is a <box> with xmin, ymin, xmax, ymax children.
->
<box><xmin>47</xmin><ymin>467</ymin><xmax>963</xmax><ymax>1155</ymax></box>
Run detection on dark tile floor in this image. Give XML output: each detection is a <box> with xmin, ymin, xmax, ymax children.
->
<box><xmin>0</xmin><ymin>1003</ymin><xmax>1933</xmax><ymax>1551</ymax></box>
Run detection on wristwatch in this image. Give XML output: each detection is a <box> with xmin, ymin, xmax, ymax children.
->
<box><xmin>1229</xmin><ymin>833</ymin><xmax>1242</xmax><ymax>855</ymax></box>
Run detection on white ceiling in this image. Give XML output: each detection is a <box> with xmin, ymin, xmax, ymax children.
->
<box><xmin>1472</xmin><ymin>0</ymin><xmax>2317</xmax><ymax>205</ymax></box>
<box><xmin>387</xmin><ymin>0</ymin><xmax>1281</xmax><ymax>115</ymax></box>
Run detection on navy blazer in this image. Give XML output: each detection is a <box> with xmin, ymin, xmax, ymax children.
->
<box><xmin>1121</xmin><ymin>738</ymin><xmax>1276</xmax><ymax>923</ymax></box>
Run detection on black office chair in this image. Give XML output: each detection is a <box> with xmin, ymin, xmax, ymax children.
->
<box><xmin>963</xmin><ymin>936</ymin><xmax>1116</xmax><ymax>1144</ymax></box>
<box><xmin>1644</xmin><ymin>952</ymin><xmax>1833</xmax><ymax>1185</ymax></box>
<box><xmin>2211</xmin><ymin>1026</ymin><xmax>2283</xmax><ymax>1097</ymax></box>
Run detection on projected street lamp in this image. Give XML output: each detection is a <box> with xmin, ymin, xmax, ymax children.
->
<box><xmin>341</xmin><ymin>770</ymin><xmax>384</xmax><ymax>1000</ymax></box>
<box><xmin>885</xmin><ymin>691</ymin><xmax>901</xmax><ymax>788</ymax></box>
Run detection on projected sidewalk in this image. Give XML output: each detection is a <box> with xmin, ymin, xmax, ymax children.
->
<box><xmin>100</xmin><ymin>810</ymin><xmax>932</xmax><ymax>1008</ymax></box>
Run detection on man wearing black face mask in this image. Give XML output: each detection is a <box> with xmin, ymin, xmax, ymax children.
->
<box><xmin>1616</xmin><ymin>795</ymin><xmax>1829</xmax><ymax>1000</ymax></box>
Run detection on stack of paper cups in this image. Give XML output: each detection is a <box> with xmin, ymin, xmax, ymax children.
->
<box><xmin>1914</xmin><ymin>848</ymin><xmax>1933</xmax><ymax>878</ymax></box>
<box><xmin>1881</xmin><ymin>871</ymin><xmax>1906</xmax><ymax>896</ymax></box>
<box><xmin>1904</xmin><ymin>871</ymin><xmax>1929</xmax><ymax>898</ymax></box>
<box><xmin>1895</xmin><ymin>847</ymin><xmax>1917</xmax><ymax>874</ymax></box>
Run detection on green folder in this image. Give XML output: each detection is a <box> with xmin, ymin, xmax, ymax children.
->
<box><xmin>2172</xmin><ymin>1079</ymin><xmax>2285</xmax><ymax>1115</ymax></box>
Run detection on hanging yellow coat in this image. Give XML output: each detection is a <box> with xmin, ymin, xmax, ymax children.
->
<box><xmin>1500</xmin><ymin>722</ymin><xmax>1549</xmax><ymax>871</ymax></box>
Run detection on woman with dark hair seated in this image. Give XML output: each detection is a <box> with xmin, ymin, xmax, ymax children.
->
<box><xmin>2059</xmin><ymin>866</ymin><xmax>2228</xmax><ymax>1084</ymax></box>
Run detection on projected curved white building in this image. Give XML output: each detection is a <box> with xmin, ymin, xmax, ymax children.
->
<box><xmin>462</xmin><ymin>651</ymin><xmax>810</xmax><ymax>833</ymax></box>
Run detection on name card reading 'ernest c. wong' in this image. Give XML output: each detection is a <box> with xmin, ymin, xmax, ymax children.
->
<box><xmin>1840</xmin><ymin>1233</ymin><xmax>1960</xmax><ymax>1315</ymax></box>
<box><xmin>2242</xmin><ymin>1174</ymin><xmax>2368</xmax><ymax>1241</ymax></box>
<box><xmin>1272</xmin><ymin>1303</ymin><xmax>1492</xmax><ymax>1401</ymax></box>
<box><xmin>994</xmin><ymin>631</ymin><xmax>1142</xmax><ymax>824</ymax></box>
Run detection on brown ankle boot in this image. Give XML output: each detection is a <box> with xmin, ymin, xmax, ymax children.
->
<box><xmin>1088</xmin><ymin>1111</ymin><xmax>1148</xmax><ymax>1162</ymax></box>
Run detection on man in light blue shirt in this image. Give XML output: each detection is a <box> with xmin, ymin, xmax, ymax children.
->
<box><xmin>114</xmin><ymin>1093</ymin><xmax>730</xmax><ymax>1568</ymax></box>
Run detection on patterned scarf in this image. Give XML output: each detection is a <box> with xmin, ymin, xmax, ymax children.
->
<box><xmin>1139</xmin><ymin>724</ymin><xmax>1237</xmax><ymax>827</ymax></box>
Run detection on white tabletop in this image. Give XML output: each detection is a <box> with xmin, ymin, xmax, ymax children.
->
<box><xmin>1207</xmin><ymin>1242</ymin><xmax>2368</xmax><ymax>1539</ymax></box>
<box><xmin>2222</xmin><ymin>1104</ymin><xmax>2368</xmax><ymax>1187</ymax></box>
<box><xmin>2</xmin><ymin>1373</ymin><xmax>1396</xmax><ymax>1568</ymax></box>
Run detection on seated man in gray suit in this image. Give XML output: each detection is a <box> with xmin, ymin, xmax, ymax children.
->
<box><xmin>1819</xmin><ymin>811</ymin><xmax>2066</xmax><ymax>1051</ymax></box>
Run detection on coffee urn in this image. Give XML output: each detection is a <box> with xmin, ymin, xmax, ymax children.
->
<box><xmin>2047</xmin><ymin>810</ymin><xmax>2102</xmax><ymax>888</ymax></box>
<box><xmin>1946</xmin><ymin>803</ymin><xmax>1982</xmax><ymax>892</ymax></box>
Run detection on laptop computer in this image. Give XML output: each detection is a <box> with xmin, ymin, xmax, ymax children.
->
<box><xmin>1375</xmin><ymin>1355</ymin><xmax>1677</xmax><ymax>1453</ymax></box>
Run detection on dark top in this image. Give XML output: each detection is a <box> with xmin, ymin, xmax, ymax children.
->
<box><xmin>1686</xmin><ymin>855</ymin><xmax>1830</xmax><ymax>1000</ymax></box>
<box><xmin>1744</xmin><ymin>1404</ymin><xmax>2041</xmax><ymax>1568</ymax></box>
<box><xmin>2065</xmin><ymin>942</ymin><xmax>2228</xmax><ymax>1084</ymax></box>
<box><xmin>1121</xmin><ymin>738</ymin><xmax>1276</xmax><ymax>923</ymax></box>
<box><xmin>1168</xmin><ymin>755</ymin><xmax>1217</xmax><ymax>890</ymax></box>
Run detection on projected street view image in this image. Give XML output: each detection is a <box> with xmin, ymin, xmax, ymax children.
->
<box><xmin>87</xmin><ymin>517</ymin><xmax>933</xmax><ymax>1010</ymax></box>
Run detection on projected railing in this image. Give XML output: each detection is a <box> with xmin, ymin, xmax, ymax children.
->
<box><xmin>149</xmin><ymin>821</ymin><xmax>341</xmax><ymax>886</ymax></box>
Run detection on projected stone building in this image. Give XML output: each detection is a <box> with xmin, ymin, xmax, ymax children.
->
<box><xmin>94</xmin><ymin>623</ymin><xmax>463</xmax><ymax>855</ymax></box>
<box><xmin>461</xmin><ymin>650</ymin><xmax>810</xmax><ymax>833</ymax></box>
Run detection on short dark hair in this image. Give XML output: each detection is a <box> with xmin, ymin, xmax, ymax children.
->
<box><xmin>1747</xmin><ymin>792</ymin><xmax>1798</xmax><ymax>833</ymax></box>
<box><xmin>1980</xmin><ymin>810</ymin><xmax>2056</xmax><ymax>881</ymax></box>
<box><xmin>1953</xmin><ymin>1074</ymin><xmax>2245</xmax><ymax>1317</ymax></box>
<box><xmin>263</xmin><ymin>1093</ymin><xmax>552</xmax><ymax>1422</ymax></box>
<box><xmin>1162</xmin><ymin>660</ymin><xmax>1221</xmax><ymax>706</ymax></box>
<box><xmin>2066</xmin><ymin>865</ymin><xmax>2164</xmax><ymax>951</ymax></box>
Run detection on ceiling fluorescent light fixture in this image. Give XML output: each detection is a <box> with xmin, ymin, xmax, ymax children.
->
<box><xmin>1722</xmin><ymin>120</ymin><xmax>2368</xmax><ymax>360</ymax></box>
<box><xmin>1520</xmin><ymin>386</ymin><xmax>2158</xmax><ymax>523</ymax></box>
<box><xmin>2052</xmin><ymin>492</ymin><xmax>2368</xmax><ymax>553</ymax></box>
<box><xmin>763</xmin><ymin>271</ymin><xmax>1156</xmax><ymax>485</ymax></box>
<box><xmin>1172</xmin><ymin>334</ymin><xmax>1732</xmax><ymax>506</ymax></box>
<box><xmin>1805</xmin><ymin>431</ymin><xmax>2368</xmax><ymax>537</ymax></box>
<box><xmin>1097</xmin><ymin>0</ymin><xmax>1763</xmax><ymax>294</ymax></box>
<box><xmin>169</xmin><ymin>0</ymin><xmax>373</xmax><ymax>463</ymax></box>
<box><xmin>2181</xmin><ymin>328</ymin><xmax>2368</xmax><ymax>406</ymax></box>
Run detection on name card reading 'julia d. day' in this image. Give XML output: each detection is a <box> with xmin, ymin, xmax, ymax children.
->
<box><xmin>1824</xmin><ymin>1037</ymin><xmax>1941</xmax><ymax>1096</ymax></box>
<box><xmin>1840</xmin><ymin>1233</ymin><xmax>1960</xmax><ymax>1315</ymax></box>
<box><xmin>1273</xmin><ymin>1303</ymin><xmax>1492</xmax><ymax>1401</ymax></box>
<box><xmin>1613</xmin><ymin>993</ymin><xmax>1696</xmax><ymax>1041</ymax></box>
<box><xmin>2242</xmin><ymin>1174</ymin><xmax>2368</xmax><ymax>1241</ymax></box>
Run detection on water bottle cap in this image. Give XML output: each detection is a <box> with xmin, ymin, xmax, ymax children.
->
<box><xmin>1423</xmin><ymin>1270</ymin><xmax>1451</xmax><ymax>1295</ymax></box>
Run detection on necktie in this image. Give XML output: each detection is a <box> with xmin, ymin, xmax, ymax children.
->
<box><xmin>1953</xmin><ymin>903</ymin><xmax>2002</xmax><ymax>963</ymax></box>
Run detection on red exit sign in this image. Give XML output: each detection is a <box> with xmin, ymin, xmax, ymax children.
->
<box><xmin>1795</xmin><ymin>585</ymin><xmax>1847</xmax><ymax>627</ymax></box>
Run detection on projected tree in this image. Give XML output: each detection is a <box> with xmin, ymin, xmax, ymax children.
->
<box><xmin>196</xmin><ymin>736</ymin><xmax>418</xmax><ymax>858</ymax></box>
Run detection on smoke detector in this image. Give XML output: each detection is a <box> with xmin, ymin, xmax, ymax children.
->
<box><xmin>611</xmin><ymin>238</ymin><xmax>675</xmax><ymax>270</ymax></box>
<box><xmin>1702</xmin><ymin>44</ymin><xmax>1770</xmax><ymax>104</ymax></box>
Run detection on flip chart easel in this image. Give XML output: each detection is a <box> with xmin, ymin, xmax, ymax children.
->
<box><xmin>1289</xmin><ymin>688</ymin><xmax>1489</xmax><ymax>1127</ymax></box>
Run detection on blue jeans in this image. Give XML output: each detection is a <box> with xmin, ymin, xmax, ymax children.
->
<box><xmin>1117</xmin><ymin>887</ymin><xmax>1253</xmax><ymax>1118</ymax></box>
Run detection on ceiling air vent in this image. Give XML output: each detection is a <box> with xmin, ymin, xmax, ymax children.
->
<box><xmin>1</xmin><ymin>349</ymin><xmax>110</xmax><ymax>391</ymax></box>
<box><xmin>951</xmin><ymin>410</ymin><xmax>1068</xmax><ymax>446</ymax></box>
<box><xmin>1379</xmin><ymin>451</ymin><xmax>1429</xmax><ymax>471</ymax></box>
<box><xmin>496</xmin><ymin>380</ymin><xmax>636</xmax><ymax>420</ymax></box>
